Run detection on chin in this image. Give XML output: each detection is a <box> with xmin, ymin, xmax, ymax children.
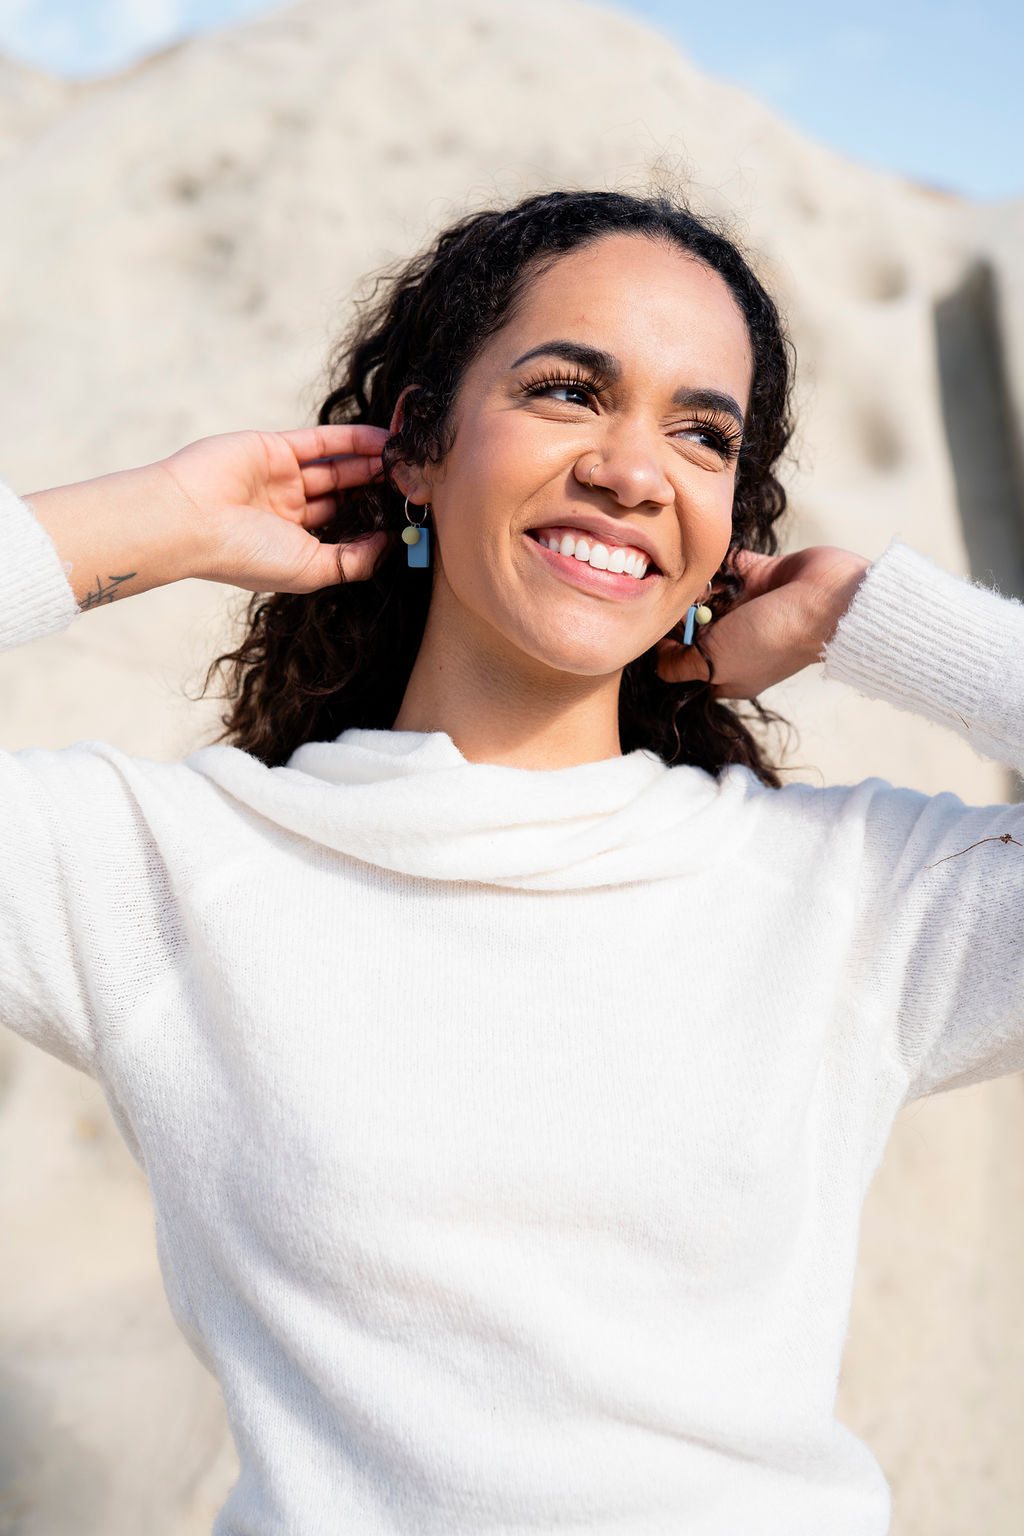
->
<box><xmin>514</xmin><ymin>626</ymin><xmax>649</xmax><ymax>680</ymax></box>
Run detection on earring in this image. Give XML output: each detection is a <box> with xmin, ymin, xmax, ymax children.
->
<box><xmin>402</xmin><ymin>497</ymin><xmax>430</xmax><ymax>568</ymax></box>
<box><xmin>682</xmin><ymin>582</ymin><xmax>713</xmax><ymax>646</ymax></box>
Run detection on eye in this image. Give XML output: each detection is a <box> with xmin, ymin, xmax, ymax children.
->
<box><xmin>544</xmin><ymin>383</ymin><xmax>593</xmax><ymax>407</ymax></box>
<box><xmin>684</xmin><ymin>426</ymin><xmax>727</xmax><ymax>451</ymax></box>
<box><xmin>675</xmin><ymin>413</ymin><xmax>742</xmax><ymax>463</ymax></box>
<box><xmin>520</xmin><ymin>371</ymin><xmax>603</xmax><ymax>409</ymax></box>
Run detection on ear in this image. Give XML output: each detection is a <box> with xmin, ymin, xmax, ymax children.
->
<box><xmin>388</xmin><ymin>385</ymin><xmax>432</xmax><ymax>504</ymax></box>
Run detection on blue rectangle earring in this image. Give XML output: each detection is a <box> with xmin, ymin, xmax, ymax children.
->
<box><xmin>402</xmin><ymin>498</ymin><xmax>431</xmax><ymax>568</ymax></box>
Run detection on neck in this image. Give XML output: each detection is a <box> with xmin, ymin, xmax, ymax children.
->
<box><xmin>392</xmin><ymin>601</ymin><xmax>624</xmax><ymax>770</ymax></box>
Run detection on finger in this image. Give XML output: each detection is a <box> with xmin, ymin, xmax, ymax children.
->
<box><xmin>281</xmin><ymin>424</ymin><xmax>390</xmax><ymax>464</ymax></box>
<box><xmin>729</xmin><ymin>547</ymin><xmax>770</xmax><ymax>577</ymax></box>
<box><xmin>656</xmin><ymin>636</ymin><xmax>712</xmax><ymax>685</ymax></box>
<box><xmin>303</xmin><ymin>493</ymin><xmax>343</xmax><ymax>527</ymax></box>
<box><xmin>286</xmin><ymin>531</ymin><xmax>389</xmax><ymax>592</ymax></box>
<box><xmin>300</xmin><ymin>454</ymin><xmax>384</xmax><ymax>500</ymax></box>
<box><xmin>336</xmin><ymin>531</ymin><xmax>391</xmax><ymax>583</ymax></box>
<box><xmin>721</xmin><ymin>549</ymin><xmax>786</xmax><ymax>602</ymax></box>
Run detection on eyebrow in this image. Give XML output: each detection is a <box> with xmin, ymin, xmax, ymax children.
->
<box><xmin>510</xmin><ymin>340</ymin><xmax>745</xmax><ymax>431</ymax></box>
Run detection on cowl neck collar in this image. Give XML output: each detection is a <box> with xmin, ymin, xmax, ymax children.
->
<box><xmin>188</xmin><ymin>727</ymin><xmax>760</xmax><ymax>890</ymax></box>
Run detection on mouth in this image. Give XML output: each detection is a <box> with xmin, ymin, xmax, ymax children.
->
<box><xmin>526</xmin><ymin>524</ymin><xmax>661</xmax><ymax>582</ymax></box>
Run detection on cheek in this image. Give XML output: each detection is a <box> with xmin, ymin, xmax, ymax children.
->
<box><xmin>442</xmin><ymin>398</ymin><xmax>573</xmax><ymax>505</ymax></box>
<box><xmin>431</xmin><ymin>416</ymin><xmax>555</xmax><ymax>565</ymax></box>
<box><xmin>680</xmin><ymin>473</ymin><xmax>737</xmax><ymax>551</ymax></box>
<box><xmin>429</xmin><ymin>465</ymin><xmax>511</xmax><ymax>597</ymax></box>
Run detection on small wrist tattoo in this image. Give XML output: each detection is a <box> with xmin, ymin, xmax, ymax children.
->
<box><xmin>79</xmin><ymin>572</ymin><xmax>137</xmax><ymax>610</ymax></box>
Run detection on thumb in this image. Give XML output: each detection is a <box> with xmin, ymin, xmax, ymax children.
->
<box><xmin>298</xmin><ymin>530</ymin><xmax>390</xmax><ymax>592</ymax></box>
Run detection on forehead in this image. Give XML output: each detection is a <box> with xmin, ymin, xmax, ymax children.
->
<box><xmin>498</xmin><ymin>232</ymin><xmax>753</xmax><ymax>405</ymax></box>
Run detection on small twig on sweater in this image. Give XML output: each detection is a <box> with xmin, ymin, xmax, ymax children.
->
<box><xmin>925</xmin><ymin>833</ymin><xmax>1023</xmax><ymax>869</ymax></box>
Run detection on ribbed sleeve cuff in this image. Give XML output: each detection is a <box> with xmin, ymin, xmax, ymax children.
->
<box><xmin>821</xmin><ymin>540</ymin><xmax>1024</xmax><ymax>764</ymax></box>
<box><xmin>0</xmin><ymin>480</ymin><xmax>80</xmax><ymax>653</ymax></box>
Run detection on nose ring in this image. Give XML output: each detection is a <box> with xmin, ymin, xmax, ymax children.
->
<box><xmin>587</xmin><ymin>462</ymin><xmax>599</xmax><ymax>488</ymax></box>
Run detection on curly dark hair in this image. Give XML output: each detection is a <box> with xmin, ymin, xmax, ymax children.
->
<box><xmin>205</xmin><ymin>189</ymin><xmax>794</xmax><ymax>785</ymax></box>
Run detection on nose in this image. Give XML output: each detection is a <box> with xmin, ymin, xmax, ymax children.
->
<box><xmin>578</xmin><ymin>422</ymin><xmax>675</xmax><ymax>510</ymax></box>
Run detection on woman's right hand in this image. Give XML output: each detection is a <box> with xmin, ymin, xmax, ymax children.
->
<box><xmin>160</xmin><ymin>425</ymin><xmax>390</xmax><ymax>594</ymax></box>
<box><xmin>27</xmin><ymin>424</ymin><xmax>390</xmax><ymax>610</ymax></box>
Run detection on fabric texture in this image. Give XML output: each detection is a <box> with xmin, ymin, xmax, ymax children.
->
<box><xmin>0</xmin><ymin>481</ymin><xmax>80</xmax><ymax>647</ymax></box>
<box><xmin>2</xmin><ymin>481</ymin><xmax>1023</xmax><ymax>1535</ymax></box>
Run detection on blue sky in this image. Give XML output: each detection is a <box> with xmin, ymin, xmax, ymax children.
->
<box><xmin>0</xmin><ymin>0</ymin><xmax>1019</xmax><ymax>201</ymax></box>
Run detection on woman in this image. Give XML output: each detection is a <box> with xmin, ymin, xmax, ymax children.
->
<box><xmin>2</xmin><ymin>190</ymin><xmax>1022</xmax><ymax>1534</ymax></box>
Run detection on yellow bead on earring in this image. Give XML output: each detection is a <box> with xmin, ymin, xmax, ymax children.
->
<box><xmin>682</xmin><ymin>582</ymin><xmax>714</xmax><ymax>646</ymax></box>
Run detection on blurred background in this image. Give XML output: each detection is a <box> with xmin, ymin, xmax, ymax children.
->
<box><xmin>0</xmin><ymin>1</ymin><xmax>1022</xmax><ymax>1531</ymax></box>
<box><xmin>3</xmin><ymin>0</ymin><xmax>1023</xmax><ymax>199</ymax></box>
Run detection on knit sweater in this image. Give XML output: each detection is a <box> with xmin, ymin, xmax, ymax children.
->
<box><xmin>2</xmin><ymin>479</ymin><xmax>1023</xmax><ymax>1536</ymax></box>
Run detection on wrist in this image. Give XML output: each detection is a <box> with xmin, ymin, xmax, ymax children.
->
<box><xmin>812</xmin><ymin>552</ymin><xmax>872</xmax><ymax>657</ymax></box>
<box><xmin>28</xmin><ymin>459</ymin><xmax>206</xmax><ymax>605</ymax></box>
<box><xmin>148</xmin><ymin>456</ymin><xmax>217</xmax><ymax>584</ymax></box>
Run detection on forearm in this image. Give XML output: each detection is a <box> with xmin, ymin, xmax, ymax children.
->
<box><xmin>24</xmin><ymin>459</ymin><xmax>204</xmax><ymax>610</ymax></box>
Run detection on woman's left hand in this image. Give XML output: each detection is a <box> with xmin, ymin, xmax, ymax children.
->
<box><xmin>657</xmin><ymin>545</ymin><xmax>871</xmax><ymax>698</ymax></box>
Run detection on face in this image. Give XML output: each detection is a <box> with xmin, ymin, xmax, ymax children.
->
<box><xmin>411</xmin><ymin>232</ymin><xmax>754</xmax><ymax>680</ymax></box>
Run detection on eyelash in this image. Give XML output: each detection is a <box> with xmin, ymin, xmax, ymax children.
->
<box><xmin>687</xmin><ymin>410</ymin><xmax>743</xmax><ymax>462</ymax></box>
<box><xmin>520</xmin><ymin>370</ymin><xmax>604</xmax><ymax>405</ymax></box>
<box><xmin>520</xmin><ymin>372</ymin><xmax>743</xmax><ymax>461</ymax></box>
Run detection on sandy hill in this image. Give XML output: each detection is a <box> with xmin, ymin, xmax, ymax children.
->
<box><xmin>0</xmin><ymin>2</ymin><xmax>1022</xmax><ymax>1531</ymax></box>
<box><xmin>0</xmin><ymin>53</ymin><xmax>81</xmax><ymax>160</ymax></box>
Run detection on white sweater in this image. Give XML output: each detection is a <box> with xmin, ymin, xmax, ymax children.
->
<box><xmin>2</xmin><ymin>479</ymin><xmax>1023</xmax><ymax>1536</ymax></box>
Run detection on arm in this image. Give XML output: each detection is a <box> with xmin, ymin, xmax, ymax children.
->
<box><xmin>820</xmin><ymin>540</ymin><xmax>1024</xmax><ymax>773</ymax></box>
<box><xmin>1</xmin><ymin>426</ymin><xmax>388</xmax><ymax>1072</ymax></box>
<box><xmin>822</xmin><ymin>544</ymin><xmax>1024</xmax><ymax>1100</ymax></box>
<box><xmin>14</xmin><ymin>424</ymin><xmax>390</xmax><ymax>620</ymax></box>
<box><xmin>763</xmin><ymin>542</ymin><xmax>1024</xmax><ymax>1102</ymax></box>
<box><xmin>663</xmin><ymin>538</ymin><xmax>1024</xmax><ymax>1101</ymax></box>
<box><xmin>0</xmin><ymin>479</ymin><xmax>171</xmax><ymax>1072</ymax></box>
<box><xmin>658</xmin><ymin>534</ymin><xmax>1024</xmax><ymax>772</ymax></box>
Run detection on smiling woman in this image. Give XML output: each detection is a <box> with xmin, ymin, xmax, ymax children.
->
<box><xmin>3</xmin><ymin>188</ymin><xmax>1024</xmax><ymax>1536</ymax></box>
<box><xmin>207</xmin><ymin>192</ymin><xmax>804</xmax><ymax>778</ymax></box>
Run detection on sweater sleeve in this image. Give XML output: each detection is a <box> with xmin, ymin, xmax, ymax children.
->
<box><xmin>819</xmin><ymin>541</ymin><xmax>1024</xmax><ymax>1103</ymax></box>
<box><xmin>0</xmin><ymin>483</ymin><xmax>183</xmax><ymax>1077</ymax></box>
<box><xmin>0</xmin><ymin>480</ymin><xmax>80</xmax><ymax>648</ymax></box>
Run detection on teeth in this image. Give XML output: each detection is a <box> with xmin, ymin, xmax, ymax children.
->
<box><xmin>535</xmin><ymin>530</ymin><xmax>651</xmax><ymax>580</ymax></box>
